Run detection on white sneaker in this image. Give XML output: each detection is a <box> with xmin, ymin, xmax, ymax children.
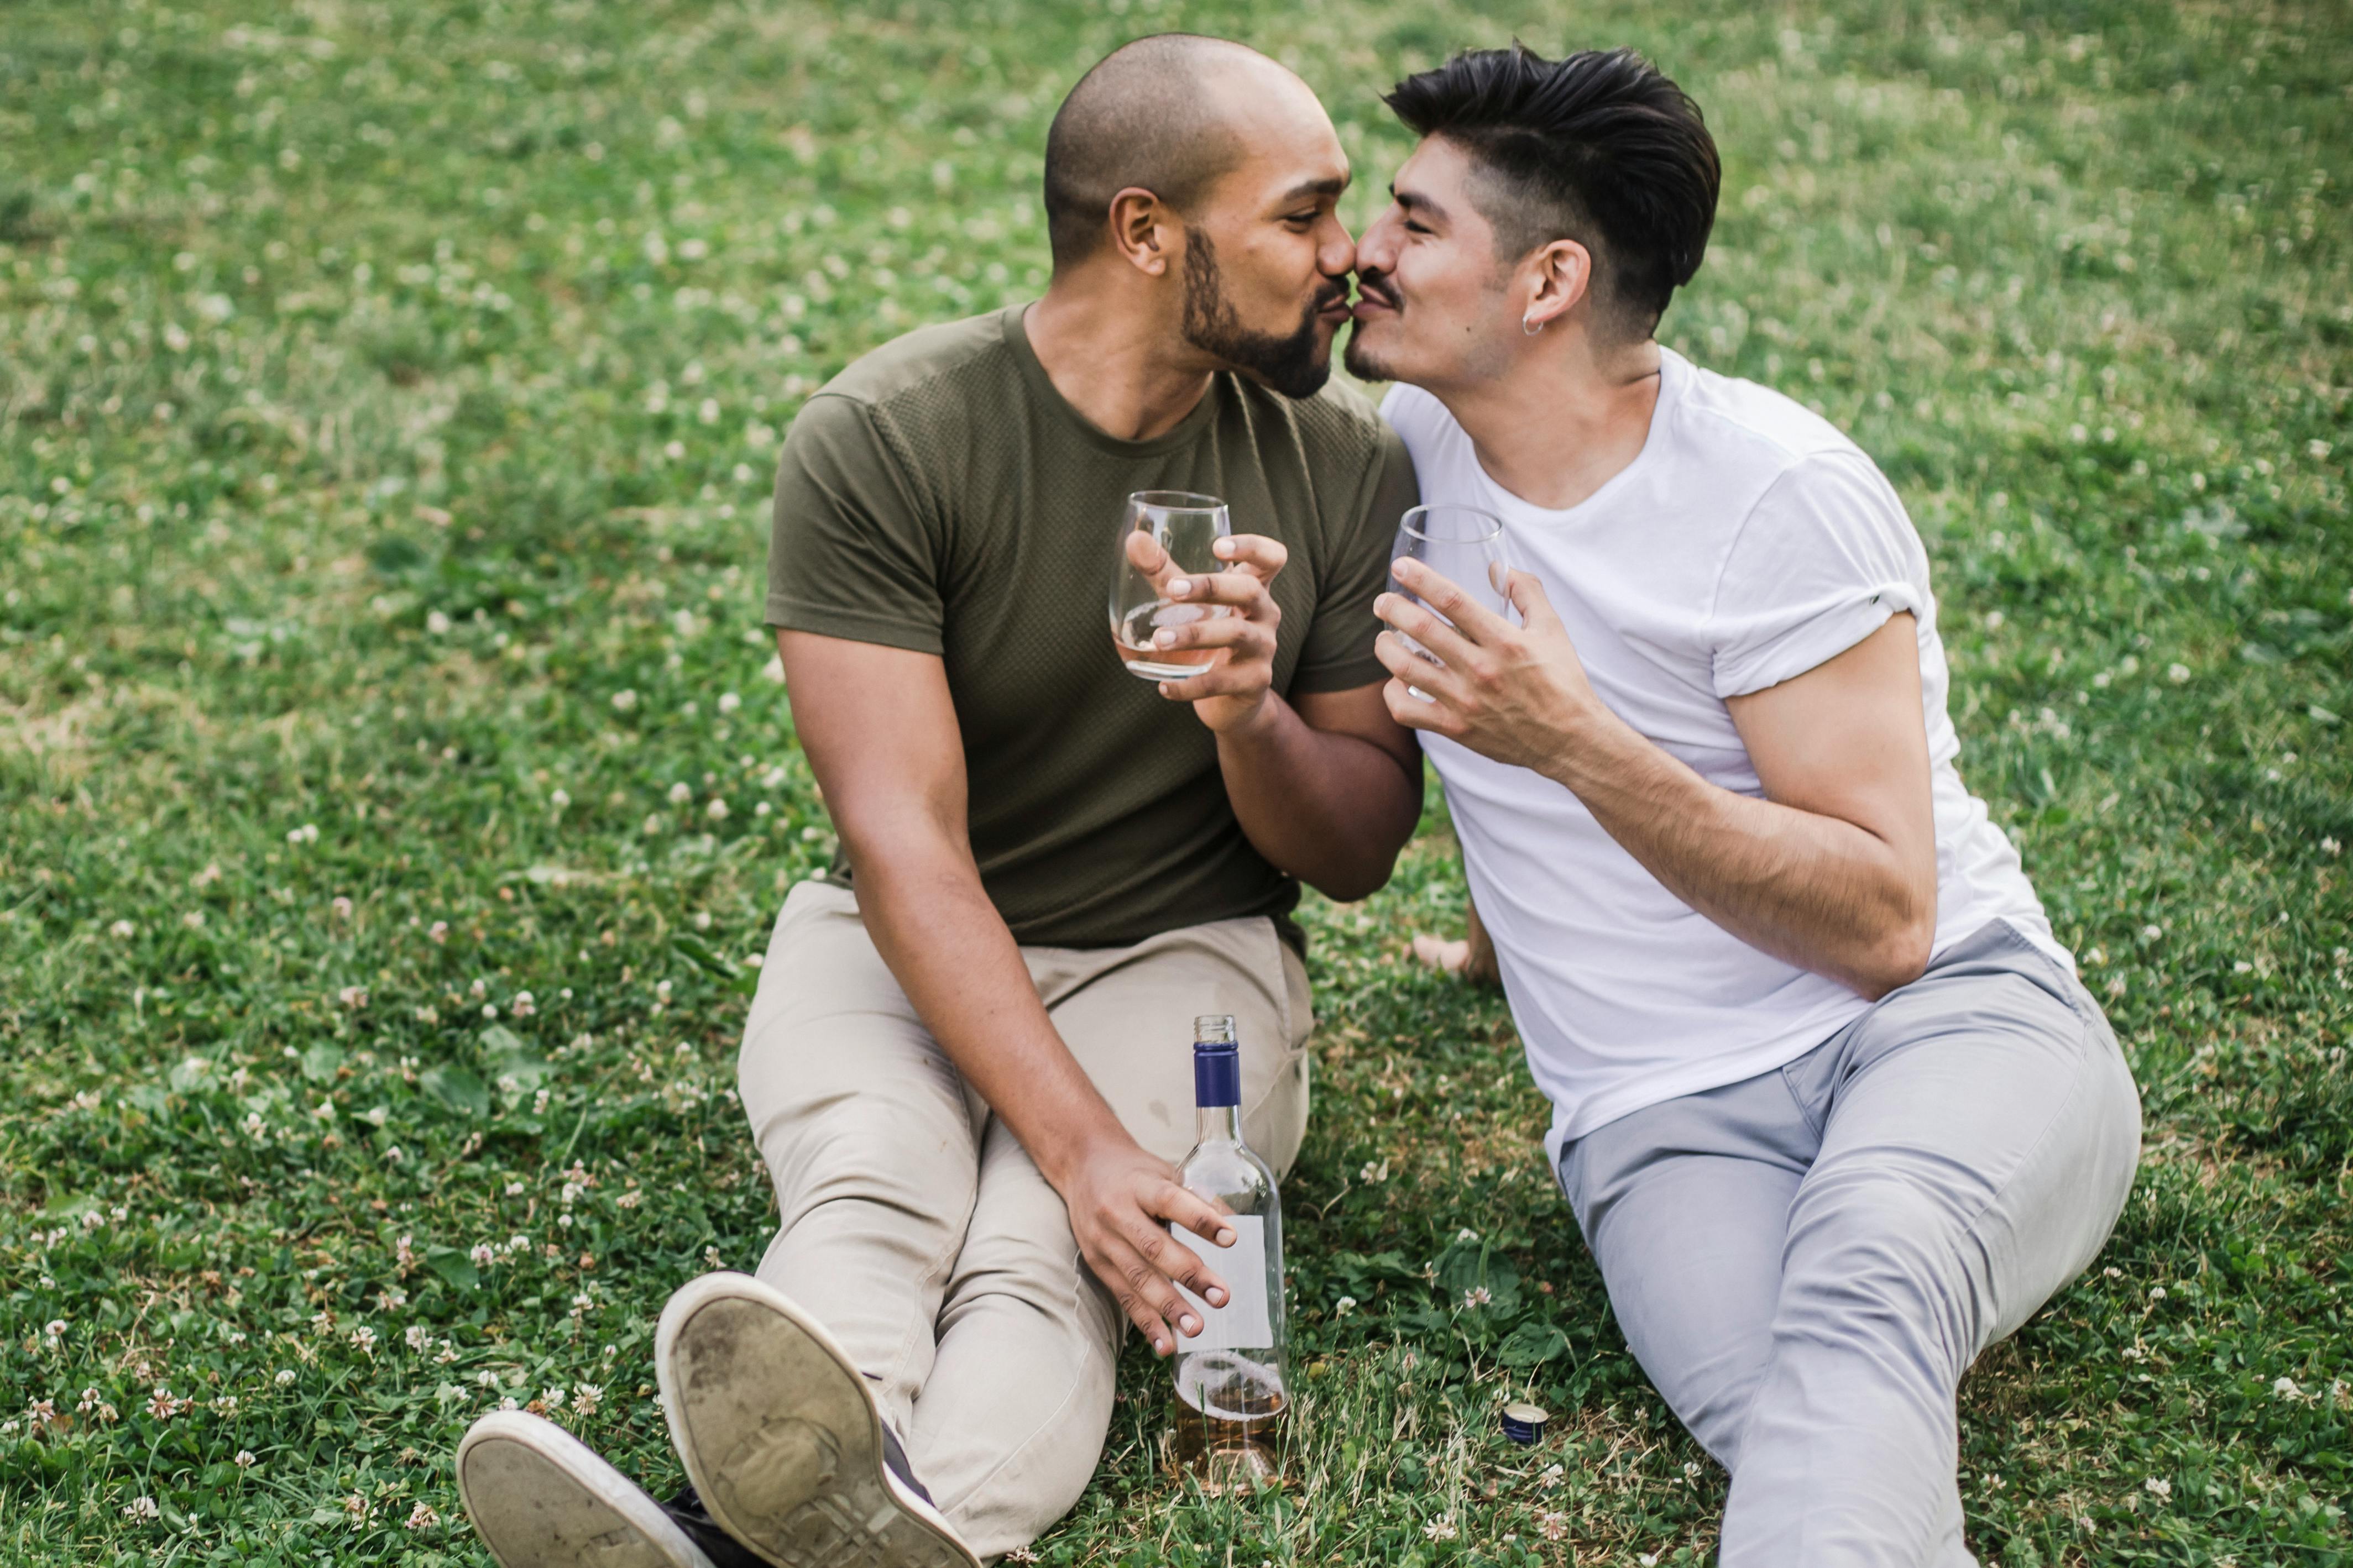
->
<box><xmin>457</xmin><ymin>1408</ymin><xmax>715</xmax><ymax>1568</ymax></box>
<box><xmin>655</xmin><ymin>1272</ymin><xmax>981</xmax><ymax>1568</ymax></box>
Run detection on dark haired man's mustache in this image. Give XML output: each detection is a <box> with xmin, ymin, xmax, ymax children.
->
<box><xmin>1353</xmin><ymin>273</ymin><xmax>1400</xmax><ymax>311</ymax></box>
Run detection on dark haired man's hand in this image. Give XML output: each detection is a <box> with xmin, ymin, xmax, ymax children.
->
<box><xmin>1148</xmin><ymin>533</ymin><xmax>1290</xmax><ymax>733</ymax></box>
<box><xmin>1373</xmin><ymin>560</ymin><xmax>1603</xmax><ymax>768</ymax></box>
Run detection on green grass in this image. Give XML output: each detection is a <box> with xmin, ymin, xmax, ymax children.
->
<box><xmin>2</xmin><ymin>0</ymin><xmax>2348</xmax><ymax>1562</ymax></box>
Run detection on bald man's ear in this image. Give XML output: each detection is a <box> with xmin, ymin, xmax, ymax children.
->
<box><xmin>1107</xmin><ymin>186</ymin><xmax>1176</xmax><ymax>278</ymax></box>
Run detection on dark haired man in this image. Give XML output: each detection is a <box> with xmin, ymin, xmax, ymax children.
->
<box><xmin>453</xmin><ymin>33</ymin><xmax>1421</xmax><ymax>1568</ymax></box>
<box><xmin>1351</xmin><ymin>45</ymin><xmax>2142</xmax><ymax>1565</ymax></box>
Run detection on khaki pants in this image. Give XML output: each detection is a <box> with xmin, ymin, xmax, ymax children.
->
<box><xmin>735</xmin><ymin>880</ymin><xmax>1313</xmax><ymax>1560</ymax></box>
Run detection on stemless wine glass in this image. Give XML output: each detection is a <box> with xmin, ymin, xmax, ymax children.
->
<box><xmin>1388</xmin><ymin>503</ymin><xmax>1511</xmax><ymax>699</ymax></box>
<box><xmin>1109</xmin><ymin>490</ymin><xmax>1233</xmax><ymax>681</ymax></box>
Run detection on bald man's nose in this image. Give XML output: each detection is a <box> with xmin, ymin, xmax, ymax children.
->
<box><xmin>1319</xmin><ymin>219</ymin><xmax>1357</xmax><ymax>276</ymax></box>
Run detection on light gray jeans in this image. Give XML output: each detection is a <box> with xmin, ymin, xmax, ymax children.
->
<box><xmin>1557</xmin><ymin>921</ymin><xmax>2142</xmax><ymax>1566</ymax></box>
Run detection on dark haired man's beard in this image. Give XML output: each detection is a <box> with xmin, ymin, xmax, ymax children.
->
<box><xmin>1340</xmin><ymin>277</ymin><xmax>1402</xmax><ymax>384</ymax></box>
<box><xmin>1180</xmin><ymin>228</ymin><xmax>1332</xmax><ymax>400</ymax></box>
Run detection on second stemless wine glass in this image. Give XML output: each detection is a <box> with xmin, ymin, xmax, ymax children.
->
<box><xmin>1388</xmin><ymin>504</ymin><xmax>1511</xmax><ymax>692</ymax></box>
<box><xmin>1109</xmin><ymin>490</ymin><xmax>1233</xmax><ymax>681</ymax></box>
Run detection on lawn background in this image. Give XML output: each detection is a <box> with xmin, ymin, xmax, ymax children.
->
<box><xmin>2</xmin><ymin>0</ymin><xmax>2348</xmax><ymax>1563</ymax></box>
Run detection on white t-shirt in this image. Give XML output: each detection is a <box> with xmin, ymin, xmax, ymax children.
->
<box><xmin>1381</xmin><ymin>350</ymin><xmax>2066</xmax><ymax>1164</ymax></box>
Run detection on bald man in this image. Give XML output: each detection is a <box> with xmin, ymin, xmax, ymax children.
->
<box><xmin>452</xmin><ymin>35</ymin><xmax>1420</xmax><ymax>1568</ymax></box>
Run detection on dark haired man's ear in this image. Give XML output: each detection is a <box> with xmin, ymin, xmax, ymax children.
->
<box><xmin>1522</xmin><ymin>237</ymin><xmax>1592</xmax><ymax>334</ymax></box>
<box><xmin>1107</xmin><ymin>187</ymin><xmax>1173</xmax><ymax>277</ymax></box>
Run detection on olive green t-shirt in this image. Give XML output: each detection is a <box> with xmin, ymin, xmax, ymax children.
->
<box><xmin>765</xmin><ymin>303</ymin><xmax>1417</xmax><ymax>950</ymax></box>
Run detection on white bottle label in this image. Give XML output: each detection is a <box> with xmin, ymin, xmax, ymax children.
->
<box><xmin>1167</xmin><ymin>1215</ymin><xmax>1271</xmax><ymax>1351</ymax></box>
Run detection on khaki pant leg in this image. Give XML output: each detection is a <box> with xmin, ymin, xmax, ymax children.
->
<box><xmin>906</xmin><ymin>916</ymin><xmax>1310</xmax><ymax>1557</ymax></box>
<box><xmin>735</xmin><ymin>880</ymin><xmax>983</xmax><ymax>1440</ymax></box>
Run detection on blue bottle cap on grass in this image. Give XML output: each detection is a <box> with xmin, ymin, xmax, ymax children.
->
<box><xmin>1501</xmin><ymin>1402</ymin><xmax>1550</xmax><ymax>1446</ymax></box>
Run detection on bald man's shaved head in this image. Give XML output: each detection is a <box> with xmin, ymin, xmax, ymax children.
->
<box><xmin>1043</xmin><ymin>34</ymin><xmax>1278</xmax><ymax>270</ymax></box>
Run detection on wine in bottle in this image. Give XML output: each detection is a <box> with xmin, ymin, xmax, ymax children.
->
<box><xmin>1167</xmin><ymin>1015</ymin><xmax>1289</xmax><ymax>1492</ymax></box>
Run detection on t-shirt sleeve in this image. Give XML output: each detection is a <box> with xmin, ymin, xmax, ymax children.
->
<box><xmin>1707</xmin><ymin>449</ymin><xmax>1928</xmax><ymax>699</ymax></box>
<box><xmin>1289</xmin><ymin>419</ymin><xmax>1421</xmax><ymax>694</ymax></box>
<box><xmin>764</xmin><ymin>392</ymin><xmax>944</xmax><ymax>654</ymax></box>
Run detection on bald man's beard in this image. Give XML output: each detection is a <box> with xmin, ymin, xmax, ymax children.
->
<box><xmin>1180</xmin><ymin>228</ymin><xmax>1335</xmax><ymax>400</ymax></box>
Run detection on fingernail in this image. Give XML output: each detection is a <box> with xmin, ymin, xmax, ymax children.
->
<box><xmin>1206</xmin><ymin>1288</ymin><xmax>1227</xmax><ymax>1307</ymax></box>
<box><xmin>1154</xmin><ymin>629</ymin><xmax>1175</xmax><ymax>648</ymax></box>
<box><xmin>1182</xmin><ymin>1317</ymin><xmax>1200</xmax><ymax>1334</ymax></box>
<box><xmin>1169</xmin><ymin>579</ymin><xmax>1190</xmax><ymax>596</ymax></box>
<box><xmin>1217</xmin><ymin>1228</ymin><xmax>1236</xmax><ymax>1246</ymax></box>
<box><xmin>1154</xmin><ymin>1338</ymin><xmax>1168</xmax><ymax>1355</ymax></box>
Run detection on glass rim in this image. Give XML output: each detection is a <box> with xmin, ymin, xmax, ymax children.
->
<box><xmin>1400</xmin><ymin>502</ymin><xmax>1504</xmax><ymax>543</ymax></box>
<box><xmin>1127</xmin><ymin>489</ymin><xmax>1227</xmax><ymax>513</ymax></box>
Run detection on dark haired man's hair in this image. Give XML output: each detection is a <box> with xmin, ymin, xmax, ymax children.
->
<box><xmin>1384</xmin><ymin>45</ymin><xmax>1719</xmax><ymax>338</ymax></box>
<box><xmin>1042</xmin><ymin>34</ymin><xmax>1261</xmax><ymax>271</ymax></box>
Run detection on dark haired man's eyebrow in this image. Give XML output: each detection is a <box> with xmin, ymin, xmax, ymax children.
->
<box><xmin>1392</xmin><ymin>185</ymin><xmax>1448</xmax><ymax>222</ymax></box>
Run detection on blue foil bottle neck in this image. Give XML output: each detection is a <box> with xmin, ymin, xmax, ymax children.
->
<box><xmin>1193</xmin><ymin>1041</ymin><xmax>1241</xmax><ymax>1108</ymax></box>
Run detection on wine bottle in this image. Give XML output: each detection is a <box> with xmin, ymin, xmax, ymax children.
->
<box><xmin>1168</xmin><ymin>1014</ymin><xmax>1289</xmax><ymax>1492</ymax></box>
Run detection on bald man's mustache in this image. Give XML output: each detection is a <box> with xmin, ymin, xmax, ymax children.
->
<box><xmin>1353</xmin><ymin>272</ymin><xmax>1400</xmax><ymax>311</ymax></box>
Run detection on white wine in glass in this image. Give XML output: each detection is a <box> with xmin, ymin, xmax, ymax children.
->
<box><xmin>1110</xmin><ymin>491</ymin><xmax>1232</xmax><ymax>681</ymax></box>
<box><xmin>1388</xmin><ymin>503</ymin><xmax>1510</xmax><ymax>698</ymax></box>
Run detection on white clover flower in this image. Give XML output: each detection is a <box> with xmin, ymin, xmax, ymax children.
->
<box><xmin>1334</xmin><ymin>1296</ymin><xmax>1357</xmax><ymax>1317</ymax></box>
<box><xmin>428</xmin><ymin>921</ymin><xmax>449</xmax><ymax>945</ymax></box>
<box><xmin>349</xmin><ymin>1326</ymin><xmax>377</xmax><ymax>1352</ymax></box>
<box><xmin>705</xmin><ymin>798</ymin><xmax>729</xmax><ymax>821</ymax></box>
<box><xmin>406</xmin><ymin>1502</ymin><xmax>441</xmax><ymax>1530</ymax></box>
<box><xmin>642</xmin><ymin>814</ymin><xmax>666</xmax><ymax>836</ymax></box>
<box><xmin>2167</xmin><ymin>663</ymin><xmax>2190</xmax><ymax>684</ymax></box>
<box><xmin>550</xmin><ymin>789</ymin><xmax>571</xmax><ymax>810</ymax></box>
<box><xmin>122</xmin><ymin>1497</ymin><xmax>160</xmax><ymax>1522</ymax></box>
<box><xmin>1424</xmin><ymin>1517</ymin><xmax>1457</xmax><ymax>1541</ymax></box>
<box><xmin>541</xmin><ymin>1386</ymin><xmax>566</xmax><ymax>1408</ymax></box>
<box><xmin>470</xmin><ymin>1242</ymin><xmax>496</xmax><ymax>1266</ymax></box>
<box><xmin>572</xmin><ymin>1382</ymin><xmax>603</xmax><ymax>1416</ymax></box>
<box><xmin>338</xmin><ymin>985</ymin><xmax>369</xmax><ymax>1010</ymax></box>
<box><xmin>2273</xmin><ymin>1376</ymin><xmax>2301</xmax><ymax>1399</ymax></box>
<box><xmin>2144</xmin><ymin>1476</ymin><xmax>2172</xmax><ymax>1498</ymax></box>
<box><xmin>511</xmin><ymin>992</ymin><xmax>536</xmax><ymax>1018</ymax></box>
<box><xmin>665</xmin><ymin>782</ymin><xmax>694</xmax><ymax>806</ymax></box>
<box><xmin>426</xmin><ymin>610</ymin><xmax>452</xmax><ymax>635</ymax></box>
<box><xmin>611</xmin><ymin>689</ymin><xmax>639</xmax><ymax>712</ymax></box>
<box><xmin>2142</xmin><ymin>924</ymin><xmax>2163</xmax><ymax>940</ymax></box>
<box><xmin>234</xmin><ymin>1450</ymin><xmax>256</xmax><ymax>1469</ymax></box>
<box><xmin>718</xmin><ymin>692</ymin><xmax>741</xmax><ymax>714</ymax></box>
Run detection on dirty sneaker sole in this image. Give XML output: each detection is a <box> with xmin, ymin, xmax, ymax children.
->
<box><xmin>457</xmin><ymin>1408</ymin><xmax>714</xmax><ymax>1568</ymax></box>
<box><xmin>655</xmin><ymin>1273</ymin><xmax>979</xmax><ymax>1568</ymax></box>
